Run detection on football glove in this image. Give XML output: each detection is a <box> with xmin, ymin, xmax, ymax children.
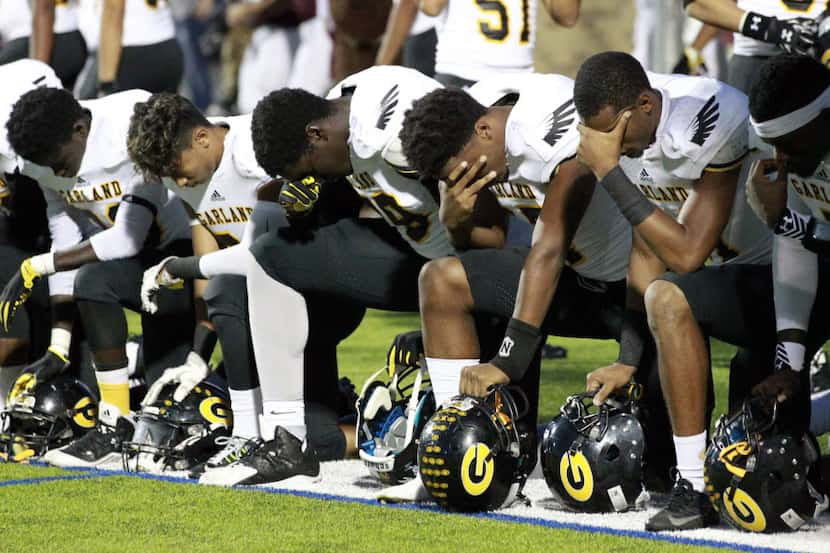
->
<box><xmin>0</xmin><ymin>255</ymin><xmax>53</xmax><ymax>331</ymax></box>
<box><xmin>9</xmin><ymin>348</ymin><xmax>70</xmax><ymax>402</ymax></box>
<box><xmin>141</xmin><ymin>351</ymin><xmax>210</xmax><ymax>406</ymax></box>
<box><xmin>752</xmin><ymin>368</ymin><xmax>801</xmax><ymax>404</ymax></box>
<box><xmin>671</xmin><ymin>47</ymin><xmax>708</xmax><ymax>76</ymax></box>
<box><xmin>386</xmin><ymin>330</ymin><xmax>423</xmax><ymax>376</ymax></box>
<box><xmin>278</xmin><ymin>176</ymin><xmax>321</xmax><ymax>216</ymax></box>
<box><xmin>742</xmin><ymin>12</ymin><xmax>818</xmax><ymax>56</ymax></box>
<box><xmin>140</xmin><ymin>256</ymin><xmax>184</xmax><ymax>314</ymax></box>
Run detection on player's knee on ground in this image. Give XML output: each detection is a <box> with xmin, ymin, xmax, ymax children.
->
<box><xmin>418</xmin><ymin>257</ymin><xmax>472</xmax><ymax>314</ymax></box>
<box><xmin>644</xmin><ymin>279</ymin><xmax>694</xmax><ymax>333</ymax></box>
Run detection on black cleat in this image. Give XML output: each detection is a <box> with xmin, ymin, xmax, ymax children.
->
<box><xmin>645</xmin><ymin>476</ymin><xmax>719</xmax><ymax>532</ymax></box>
<box><xmin>43</xmin><ymin>416</ymin><xmax>135</xmax><ymax>468</ymax></box>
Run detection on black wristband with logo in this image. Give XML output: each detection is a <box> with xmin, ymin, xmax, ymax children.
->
<box><xmin>741</xmin><ymin>11</ymin><xmax>774</xmax><ymax>42</ymax></box>
<box><xmin>489</xmin><ymin>318</ymin><xmax>543</xmax><ymax>382</ymax></box>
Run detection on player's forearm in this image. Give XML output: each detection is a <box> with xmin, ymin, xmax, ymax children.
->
<box><xmin>684</xmin><ymin>0</ymin><xmax>744</xmax><ymax>33</ymax></box>
<box><xmin>542</xmin><ymin>0</ymin><xmax>581</xmax><ymax>28</ymax></box>
<box><xmin>30</xmin><ymin>0</ymin><xmax>56</xmax><ymax>62</ymax></box>
<box><xmin>512</xmin><ymin>243</ymin><xmax>566</xmax><ymax>328</ymax></box>
<box><xmin>691</xmin><ymin>23</ymin><xmax>722</xmax><ymax>51</ymax></box>
<box><xmin>98</xmin><ymin>0</ymin><xmax>126</xmax><ymax>84</ymax></box>
<box><xmin>53</xmin><ymin>241</ymin><xmax>101</xmax><ymax>272</ymax></box>
<box><xmin>376</xmin><ymin>0</ymin><xmax>419</xmax><ymax>65</ymax></box>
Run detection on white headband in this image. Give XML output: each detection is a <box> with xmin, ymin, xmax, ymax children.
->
<box><xmin>751</xmin><ymin>85</ymin><xmax>830</xmax><ymax>139</ymax></box>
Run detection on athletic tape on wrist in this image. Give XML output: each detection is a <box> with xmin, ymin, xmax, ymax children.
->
<box><xmin>489</xmin><ymin>318</ymin><xmax>543</xmax><ymax>382</ymax></box>
<box><xmin>49</xmin><ymin>327</ymin><xmax>71</xmax><ymax>359</ymax></box>
<box><xmin>599</xmin><ymin>166</ymin><xmax>656</xmax><ymax>226</ymax></box>
<box><xmin>165</xmin><ymin>256</ymin><xmax>205</xmax><ymax>279</ymax></box>
<box><xmin>29</xmin><ymin>252</ymin><xmax>56</xmax><ymax>276</ymax></box>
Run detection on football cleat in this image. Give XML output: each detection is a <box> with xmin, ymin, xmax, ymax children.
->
<box><xmin>199</xmin><ymin>426</ymin><xmax>320</xmax><ymax>486</ymax></box>
<box><xmin>42</xmin><ymin>415</ymin><xmax>134</xmax><ymax>468</ymax></box>
<box><xmin>376</xmin><ymin>474</ymin><xmax>433</xmax><ymax>503</ymax></box>
<box><xmin>191</xmin><ymin>435</ymin><xmax>263</xmax><ymax>479</ymax></box>
<box><xmin>645</xmin><ymin>473</ymin><xmax>719</xmax><ymax>532</ymax></box>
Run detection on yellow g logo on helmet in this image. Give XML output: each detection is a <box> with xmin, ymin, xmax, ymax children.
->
<box><xmin>723</xmin><ymin>487</ymin><xmax>767</xmax><ymax>532</ymax></box>
<box><xmin>72</xmin><ymin>396</ymin><xmax>97</xmax><ymax>429</ymax></box>
<box><xmin>199</xmin><ymin>397</ymin><xmax>232</xmax><ymax>427</ymax></box>
<box><xmin>460</xmin><ymin>443</ymin><xmax>494</xmax><ymax>496</ymax></box>
<box><xmin>560</xmin><ymin>450</ymin><xmax>594</xmax><ymax>502</ymax></box>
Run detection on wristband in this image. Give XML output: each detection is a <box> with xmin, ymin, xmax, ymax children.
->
<box><xmin>617</xmin><ymin>310</ymin><xmax>649</xmax><ymax>368</ymax></box>
<box><xmin>489</xmin><ymin>318</ymin><xmax>543</xmax><ymax>382</ymax></box>
<box><xmin>774</xmin><ymin>208</ymin><xmax>810</xmax><ymax>240</ymax></box>
<box><xmin>740</xmin><ymin>11</ymin><xmax>773</xmax><ymax>42</ymax></box>
<box><xmin>49</xmin><ymin>327</ymin><xmax>72</xmax><ymax>359</ymax></box>
<box><xmin>599</xmin><ymin>166</ymin><xmax>657</xmax><ymax>226</ymax></box>
<box><xmin>29</xmin><ymin>252</ymin><xmax>56</xmax><ymax>276</ymax></box>
<box><xmin>193</xmin><ymin>324</ymin><xmax>218</xmax><ymax>362</ymax></box>
<box><xmin>803</xmin><ymin>217</ymin><xmax>830</xmax><ymax>255</ymax></box>
<box><xmin>98</xmin><ymin>81</ymin><xmax>117</xmax><ymax>95</ymax></box>
<box><xmin>164</xmin><ymin>256</ymin><xmax>205</xmax><ymax>279</ymax></box>
<box><xmin>775</xmin><ymin>341</ymin><xmax>806</xmax><ymax>372</ymax></box>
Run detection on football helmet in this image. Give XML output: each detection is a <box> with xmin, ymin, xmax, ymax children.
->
<box><xmin>356</xmin><ymin>364</ymin><xmax>434</xmax><ymax>485</ymax></box>
<box><xmin>417</xmin><ymin>386</ymin><xmax>535</xmax><ymax>512</ymax></box>
<box><xmin>0</xmin><ymin>374</ymin><xmax>97</xmax><ymax>462</ymax></box>
<box><xmin>540</xmin><ymin>389</ymin><xmax>646</xmax><ymax>512</ymax></box>
<box><xmin>122</xmin><ymin>378</ymin><xmax>232</xmax><ymax>473</ymax></box>
<box><xmin>704</xmin><ymin>399</ymin><xmax>828</xmax><ymax>533</ymax></box>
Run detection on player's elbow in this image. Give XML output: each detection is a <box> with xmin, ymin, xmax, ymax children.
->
<box><xmin>666</xmin><ymin>252</ymin><xmax>707</xmax><ymax>275</ymax></box>
<box><xmin>420</xmin><ymin>0</ymin><xmax>444</xmax><ymax>17</ymax></box>
<box><xmin>527</xmin><ymin>240</ymin><xmax>565</xmax><ymax>271</ymax></box>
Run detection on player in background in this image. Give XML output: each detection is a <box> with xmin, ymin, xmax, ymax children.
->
<box><xmin>128</xmin><ymin>93</ymin><xmax>362</xmax><ymax>477</ymax></box>
<box><xmin>684</xmin><ymin>0</ymin><xmax>827</xmax><ymax>92</ymax></box>
<box><xmin>0</xmin><ymin>87</ymin><xmax>193</xmax><ymax>467</ymax></box>
<box><xmin>0</xmin><ymin>60</ymin><xmax>63</xmax><ymax>415</ymax></box>
<box><xmin>421</xmin><ymin>0</ymin><xmax>581</xmax><ymax>88</ymax></box>
<box><xmin>0</xmin><ymin>0</ymin><xmax>87</xmax><ymax>89</ymax></box>
<box><xmin>573</xmin><ymin>52</ymin><xmax>777</xmax><ymax>531</ymax></box>
<box><xmin>76</xmin><ymin>0</ymin><xmax>183</xmax><ymax>98</ymax></box>
<box><xmin>376</xmin><ymin>0</ymin><xmax>438</xmax><ymax>76</ymax></box>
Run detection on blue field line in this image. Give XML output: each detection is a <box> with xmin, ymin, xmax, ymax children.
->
<box><xmin>0</xmin><ymin>472</ymin><xmax>113</xmax><ymax>488</ymax></box>
<box><xmin>5</xmin><ymin>463</ymin><xmax>804</xmax><ymax>553</ymax></box>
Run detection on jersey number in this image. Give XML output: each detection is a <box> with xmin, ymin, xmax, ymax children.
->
<box><xmin>780</xmin><ymin>0</ymin><xmax>815</xmax><ymax>11</ymax></box>
<box><xmin>371</xmin><ymin>193</ymin><xmax>430</xmax><ymax>243</ymax></box>
<box><xmin>476</xmin><ymin>0</ymin><xmax>531</xmax><ymax>43</ymax></box>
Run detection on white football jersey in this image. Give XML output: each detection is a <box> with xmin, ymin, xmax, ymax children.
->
<box><xmin>80</xmin><ymin>0</ymin><xmax>175</xmax><ymax>48</ymax></box>
<box><xmin>168</xmin><ymin>114</ymin><xmax>269</xmax><ymax>247</ymax></box>
<box><xmin>470</xmin><ymin>74</ymin><xmax>631</xmax><ymax>282</ymax></box>
<box><xmin>434</xmin><ymin>0</ymin><xmax>536</xmax><ymax>82</ymax></box>
<box><xmin>0</xmin><ymin>60</ymin><xmax>63</xmax><ymax>175</ymax></box>
<box><xmin>0</xmin><ymin>0</ymin><xmax>80</xmax><ymax>40</ymax></box>
<box><xmin>327</xmin><ymin>66</ymin><xmax>454</xmax><ymax>259</ymax></box>
<box><xmin>618</xmin><ymin>73</ymin><xmax>771</xmax><ymax>265</ymax></box>
<box><xmin>735</xmin><ymin>0</ymin><xmax>828</xmax><ymax>56</ymax></box>
<box><xmin>33</xmin><ymin>90</ymin><xmax>189</xmax><ymax>249</ymax></box>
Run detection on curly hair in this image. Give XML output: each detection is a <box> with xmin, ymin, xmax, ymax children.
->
<box><xmin>127</xmin><ymin>93</ymin><xmax>211</xmax><ymax>177</ymax></box>
<box><xmin>574</xmin><ymin>51</ymin><xmax>651</xmax><ymax>120</ymax></box>
<box><xmin>749</xmin><ymin>54</ymin><xmax>830</xmax><ymax>123</ymax></box>
<box><xmin>399</xmin><ymin>88</ymin><xmax>486</xmax><ymax>180</ymax></box>
<box><xmin>6</xmin><ymin>87</ymin><xmax>86</xmax><ymax>164</ymax></box>
<box><xmin>251</xmin><ymin>88</ymin><xmax>333</xmax><ymax>178</ymax></box>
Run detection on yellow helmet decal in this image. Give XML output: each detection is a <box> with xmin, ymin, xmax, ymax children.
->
<box><xmin>72</xmin><ymin>396</ymin><xmax>97</xmax><ymax>429</ymax></box>
<box><xmin>718</xmin><ymin>441</ymin><xmax>752</xmax><ymax>479</ymax></box>
<box><xmin>723</xmin><ymin>487</ymin><xmax>767</xmax><ymax>532</ymax></box>
<box><xmin>560</xmin><ymin>450</ymin><xmax>594</xmax><ymax>502</ymax></box>
<box><xmin>199</xmin><ymin>396</ymin><xmax>232</xmax><ymax>426</ymax></box>
<box><xmin>460</xmin><ymin>443</ymin><xmax>495</xmax><ymax>496</ymax></box>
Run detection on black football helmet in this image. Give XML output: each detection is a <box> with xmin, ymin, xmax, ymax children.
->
<box><xmin>704</xmin><ymin>399</ymin><xmax>828</xmax><ymax>532</ymax></box>
<box><xmin>418</xmin><ymin>386</ymin><xmax>535</xmax><ymax>512</ymax></box>
<box><xmin>540</xmin><ymin>389</ymin><xmax>646</xmax><ymax>513</ymax></box>
<box><xmin>122</xmin><ymin>378</ymin><xmax>233</xmax><ymax>472</ymax></box>
<box><xmin>0</xmin><ymin>374</ymin><xmax>97</xmax><ymax>462</ymax></box>
<box><xmin>356</xmin><ymin>364</ymin><xmax>435</xmax><ymax>485</ymax></box>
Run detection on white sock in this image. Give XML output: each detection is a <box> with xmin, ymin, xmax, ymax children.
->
<box><xmin>674</xmin><ymin>431</ymin><xmax>707</xmax><ymax>492</ymax></box>
<box><xmin>0</xmin><ymin>365</ymin><xmax>25</xmax><ymax>412</ymax></box>
<box><xmin>261</xmin><ymin>399</ymin><xmax>306</xmax><ymax>442</ymax></box>
<box><xmin>426</xmin><ymin>357</ymin><xmax>478</xmax><ymax>407</ymax></box>
<box><xmin>229</xmin><ymin>387</ymin><xmax>262</xmax><ymax>439</ymax></box>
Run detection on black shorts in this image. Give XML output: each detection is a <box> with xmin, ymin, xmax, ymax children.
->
<box><xmin>250</xmin><ymin>217</ymin><xmax>428</xmax><ymax>311</ymax></box>
<box><xmin>0</xmin><ymin>31</ymin><xmax>87</xmax><ymax>89</ymax></box>
<box><xmin>459</xmin><ymin>247</ymin><xmax>626</xmax><ymax>340</ymax></box>
<box><xmin>78</xmin><ymin>38</ymin><xmax>183</xmax><ymax>97</ymax></box>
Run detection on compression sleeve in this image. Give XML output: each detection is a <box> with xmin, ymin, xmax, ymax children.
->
<box><xmin>89</xmin><ymin>194</ymin><xmax>156</xmax><ymax>261</ymax></box>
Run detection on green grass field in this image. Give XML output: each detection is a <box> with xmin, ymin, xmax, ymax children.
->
<box><xmin>0</xmin><ymin>309</ymin><xmax>756</xmax><ymax>553</ymax></box>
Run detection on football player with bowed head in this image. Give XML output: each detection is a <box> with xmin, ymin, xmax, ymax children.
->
<box><xmin>0</xmin><ymin>86</ymin><xmax>194</xmax><ymax>467</ymax></box>
<box><xmin>573</xmin><ymin>51</ymin><xmax>780</xmax><ymax>531</ymax></box>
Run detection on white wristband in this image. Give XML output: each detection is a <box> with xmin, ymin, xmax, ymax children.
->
<box><xmin>29</xmin><ymin>252</ymin><xmax>56</xmax><ymax>276</ymax></box>
<box><xmin>50</xmin><ymin>327</ymin><xmax>72</xmax><ymax>358</ymax></box>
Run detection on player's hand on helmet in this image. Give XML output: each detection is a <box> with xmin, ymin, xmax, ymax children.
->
<box><xmin>672</xmin><ymin>47</ymin><xmax>708</xmax><ymax>76</ymax></box>
<box><xmin>0</xmin><ymin>255</ymin><xmax>52</xmax><ymax>331</ymax></box>
<box><xmin>278</xmin><ymin>176</ymin><xmax>320</xmax><ymax>217</ymax></box>
<box><xmin>769</xmin><ymin>16</ymin><xmax>818</xmax><ymax>56</ymax></box>
<box><xmin>459</xmin><ymin>362</ymin><xmax>510</xmax><ymax>398</ymax></box>
<box><xmin>752</xmin><ymin>368</ymin><xmax>801</xmax><ymax>404</ymax></box>
<box><xmin>439</xmin><ymin>156</ymin><xmax>498</xmax><ymax>232</ymax></box>
<box><xmin>577</xmin><ymin>111</ymin><xmax>631</xmax><ymax>180</ymax></box>
<box><xmin>10</xmin><ymin>348</ymin><xmax>70</xmax><ymax>401</ymax></box>
<box><xmin>585</xmin><ymin>362</ymin><xmax>637</xmax><ymax>406</ymax></box>
<box><xmin>387</xmin><ymin>330</ymin><xmax>423</xmax><ymax>375</ymax></box>
<box><xmin>141</xmin><ymin>351</ymin><xmax>210</xmax><ymax>406</ymax></box>
<box><xmin>141</xmin><ymin>256</ymin><xmax>184</xmax><ymax>314</ymax></box>
<box><xmin>746</xmin><ymin>158</ymin><xmax>788</xmax><ymax>228</ymax></box>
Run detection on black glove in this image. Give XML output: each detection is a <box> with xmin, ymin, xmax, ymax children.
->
<box><xmin>9</xmin><ymin>349</ymin><xmax>70</xmax><ymax>401</ymax></box>
<box><xmin>742</xmin><ymin>12</ymin><xmax>818</xmax><ymax>56</ymax></box>
<box><xmin>279</xmin><ymin>176</ymin><xmax>321</xmax><ymax>217</ymax></box>
<box><xmin>387</xmin><ymin>330</ymin><xmax>423</xmax><ymax>374</ymax></box>
<box><xmin>752</xmin><ymin>369</ymin><xmax>801</xmax><ymax>405</ymax></box>
<box><xmin>0</xmin><ymin>258</ymin><xmax>44</xmax><ymax>331</ymax></box>
<box><xmin>672</xmin><ymin>47</ymin><xmax>707</xmax><ymax>76</ymax></box>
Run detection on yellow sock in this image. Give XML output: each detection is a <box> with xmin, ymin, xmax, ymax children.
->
<box><xmin>95</xmin><ymin>367</ymin><xmax>130</xmax><ymax>419</ymax></box>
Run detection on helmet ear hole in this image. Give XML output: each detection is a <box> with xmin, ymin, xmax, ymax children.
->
<box><xmin>605</xmin><ymin>444</ymin><xmax>620</xmax><ymax>462</ymax></box>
